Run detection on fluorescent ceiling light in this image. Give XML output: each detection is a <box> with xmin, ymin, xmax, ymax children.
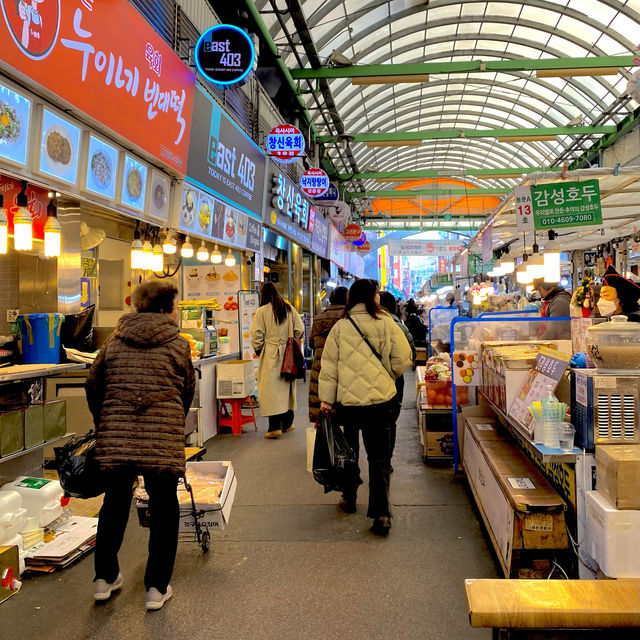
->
<box><xmin>352</xmin><ymin>74</ymin><xmax>429</xmax><ymax>85</ymax></box>
<box><xmin>536</xmin><ymin>67</ymin><xmax>619</xmax><ymax>78</ymax></box>
<box><xmin>366</xmin><ymin>140</ymin><xmax>421</xmax><ymax>147</ymax></box>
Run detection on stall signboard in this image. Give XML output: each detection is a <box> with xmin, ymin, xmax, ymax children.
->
<box><xmin>310</xmin><ymin>213</ymin><xmax>330</xmax><ymax>258</ymax></box>
<box><xmin>314</xmin><ymin>182</ymin><xmax>339</xmax><ymax>202</ymax></box>
<box><xmin>460</xmin><ymin>251</ymin><xmax>469</xmax><ymax>277</ymax></box>
<box><xmin>323</xmin><ymin>199</ymin><xmax>350</xmax><ymax>231</ymax></box>
<box><xmin>178</xmin><ymin>181</ymin><xmax>261</xmax><ymax>252</ymax></box>
<box><xmin>531</xmin><ymin>179</ymin><xmax>603</xmax><ymax>230</ymax></box>
<box><xmin>481</xmin><ymin>227</ymin><xmax>492</xmax><ymax>265</ymax></box>
<box><xmin>353</xmin><ymin>232</ymin><xmax>367</xmax><ymax>247</ymax></box>
<box><xmin>264</xmin><ymin>164</ymin><xmax>317</xmax><ymax>250</ymax></box>
<box><xmin>0</xmin><ymin>175</ymin><xmax>49</xmax><ymax>238</ymax></box>
<box><xmin>195</xmin><ymin>24</ymin><xmax>255</xmax><ymax>86</ymax></box>
<box><xmin>238</xmin><ymin>290</ymin><xmax>260</xmax><ymax>383</ymax></box>
<box><xmin>38</xmin><ymin>107</ymin><xmax>81</xmax><ymax>186</ymax></box>
<box><xmin>300</xmin><ymin>168</ymin><xmax>329</xmax><ymax>197</ymax></box>
<box><xmin>187</xmin><ymin>85</ymin><xmax>266</xmax><ymax>220</ymax></box>
<box><xmin>329</xmin><ymin>223</ymin><xmax>349</xmax><ymax>268</ymax></box>
<box><xmin>0</xmin><ymin>0</ymin><xmax>195</xmax><ymax>174</ymax></box>
<box><xmin>0</xmin><ymin>80</ymin><xmax>31</xmax><ymax>168</ymax></box>
<box><xmin>356</xmin><ymin>240</ymin><xmax>370</xmax><ymax>252</ymax></box>
<box><xmin>348</xmin><ymin>252</ymin><xmax>365</xmax><ymax>278</ymax></box>
<box><xmin>387</xmin><ymin>238</ymin><xmax>466</xmax><ymax>257</ymax></box>
<box><xmin>514</xmin><ymin>185</ymin><xmax>533</xmax><ymax>231</ymax></box>
<box><xmin>266</xmin><ymin>124</ymin><xmax>305</xmax><ymax>163</ymax></box>
<box><xmin>343</xmin><ymin>223</ymin><xmax>362</xmax><ymax>240</ymax></box>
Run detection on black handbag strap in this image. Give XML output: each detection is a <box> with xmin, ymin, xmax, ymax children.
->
<box><xmin>347</xmin><ymin>315</ymin><xmax>382</xmax><ymax>361</ymax></box>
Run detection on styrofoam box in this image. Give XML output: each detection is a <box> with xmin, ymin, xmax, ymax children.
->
<box><xmin>0</xmin><ymin>477</ymin><xmax>63</xmax><ymax>528</ymax></box>
<box><xmin>585</xmin><ymin>490</ymin><xmax>640</xmax><ymax>578</ymax></box>
<box><xmin>216</xmin><ymin>360</ymin><xmax>256</xmax><ymax>399</ymax></box>
<box><xmin>178</xmin><ymin>461</ymin><xmax>236</xmax><ymax>532</ymax></box>
<box><xmin>0</xmin><ymin>491</ymin><xmax>27</xmax><ymax>544</ymax></box>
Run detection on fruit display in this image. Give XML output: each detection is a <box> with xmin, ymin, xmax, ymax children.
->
<box><xmin>424</xmin><ymin>357</ymin><xmax>454</xmax><ymax>407</ymax></box>
<box><xmin>180</xmin><ymin>332</ymin><xmax>201</xmax><ymax>360</ymax></box>
<box><xmin>223</xmin><ymin>296</ymin><xmax>239</xmax><ymax>311</ymax></box>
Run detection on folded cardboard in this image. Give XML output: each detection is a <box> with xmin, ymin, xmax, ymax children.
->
<box><xmin>460</xmin><ymin>404</ymin><xmax>502</xmax><ymax>462</ymax></box>
<box><xmin>596</xmin><ymin>445</ymin><xmax>640</xmax><ymax>510</ymax></box>
<box><xmin>216</xmin><ymin>360</ymin><xmax>256</xmax><ymax>398</ymax></box>
<box><xmin>463</xmin><ymin>418</ymin><xmax>568</xmax><ymax>578</ymax></box>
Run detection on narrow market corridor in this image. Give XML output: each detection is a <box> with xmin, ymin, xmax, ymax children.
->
<box><xmin>2</xmin><ymin>372</ymin><xmax>500</xmax><ymax>640</ymax></box>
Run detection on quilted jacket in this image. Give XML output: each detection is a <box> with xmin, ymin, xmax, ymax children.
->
<box><xmin>85</xmin><ymin>312</ymin><xmax>195</xmax><ymax>474</ymax></box>
<box><xmin>318</xmin><ymin>304</ymin><xmax>412</xmax><ymax>407</ymax></box>
<box><xmin>308</xmin><ymin>304</ymin><xmax>346</xmax><ymax>422</ymax></box>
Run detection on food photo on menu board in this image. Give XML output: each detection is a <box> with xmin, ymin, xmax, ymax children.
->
<box><xmin>212</xmin><ymin>199</ymin><xmax>225</xmax><ymax>239</ymax></box>
<box><xmin>85</xmin><ymin>135</ymin><xmax>118</xmax><ymax>199</ymax></box>
<box><xmin>197</xmin><ymin>194</ymin><xmax>213</xmax><ymax>235</ymax></box>
<box><xmin>39</xmin><ymin>108</ymin><xmax>80</xmax><ymax>184</ymax></box>
<box><xmin>149</xmin><ymin>170</ymin><xmax>170</xmax><ymax>223</ymax></box>
<box><xmin>121</xmin><ymin>155</ymin><xmax>147</xmax><ymax>212</ymax></box>
<box><xmin>0</xmin><ymin>82</ymin><xmax>31</xmax><ymax>167</ymax></box>
<box><xmin>224</xmin><ymin>207</ymin><xmax>238</xmax><ymax>244</ymax></box>
<box><xmin>181</xmin><ymin>186</ymin><xmax>198</xmax><ymax>230</ymax></box>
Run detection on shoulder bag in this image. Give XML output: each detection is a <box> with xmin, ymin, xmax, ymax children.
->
<box><xmin>347</xmin><ymin>315</ymin><xmax>393</xmax><ymax>381</ymax></box>
<box><xmin>280</xmin><ymin>310</ymin><xmax>306</xmax><ymax>381</ymax></box>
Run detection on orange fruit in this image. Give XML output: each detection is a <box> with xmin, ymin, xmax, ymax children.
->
<box><xmin>427</xmin><ymin>389</ymin><xmax>437</xmax><ymax>402</ymax></box>
<box><xmin>467</xmin><ymin>355</ymin><xmax>474</xmax><ymax>363</ymax></box>
<box><xmin>435</xmin><ymin>393</ymin><xmax>445</xmax><ymax>405</ymax></box>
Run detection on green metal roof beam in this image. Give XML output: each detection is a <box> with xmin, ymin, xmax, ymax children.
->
<box><xmin>339</xmin><ymin>167</ymin><xmax>561</xmax><ymax>181</ymax></box>
<box><xmin>351</xmin><ymin>187</ymin><xmax>511</xmax><ymax>198</ymax></box>
<box><xmin>290</xmin><ymin>55</ymin><xmax>636</xmax><ymax>80</ymax></box>
<box><xmin>318</xmin><ymin>126</ymin><xmax>616</xmax><ymax>144</ymax></box>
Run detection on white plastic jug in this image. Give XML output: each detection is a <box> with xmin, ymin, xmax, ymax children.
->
<box><xmin>0</xmin><ymin>477</ymin><xmax>63</xmax><ymax>528</ymax></box>
<box><xmin>0</xmin><ymin>491</ymin><xmax>27</xmax><ymax>543</ymax></box>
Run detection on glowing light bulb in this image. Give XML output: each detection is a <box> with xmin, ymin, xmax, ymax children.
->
<box><xmin>0</xmin><ymin>200</ymin><xmax>8</xmax><ymax>255</ymax></box>
<box><xmin>224</xmin><ymin>249</ymin><xmax>236</xmax><ymax>267</ymax></box>
<box><xmin>181</xmin><ymin>236</ymin><xmax>194</xmax><ymax>258</ymax></box>
<box><xmin>142</xmin><ymin>240</ymin><xmax>153</xmax><ymax>270</ymax></box>
<box><xmin>151</xmin><ymin>243</ymin><xmax>164</xmax><ymax>271</ymax></box>
<box><xmin>210</xmin><ymin>244</ymin><xmax>222</xmax><ymax>264</ymax></box>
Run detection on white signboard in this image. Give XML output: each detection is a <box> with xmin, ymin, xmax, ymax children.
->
<box><xmin>514</xmin><ymin>185</ymin><xmax>534</xmax><ymax>231</ymax></box>
<box><xmin>387</xmin><ymin>238</ymin><xmax>466</xmax><ymax>257</ymax></box>
<box><xmin>238</xmin><ymin>290</ymin><xmax>260</xmax><ymax>386</ymax></box>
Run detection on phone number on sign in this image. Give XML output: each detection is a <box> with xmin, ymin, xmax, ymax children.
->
<box><xmin>539</xmin><ymin>214</ymin><xmax>596</xmax><ymax>226</ymax></box>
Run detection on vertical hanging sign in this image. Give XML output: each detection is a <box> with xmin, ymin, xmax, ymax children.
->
<box><xmin>482</xmin><ymin>228</ymin><xmax>492</xmax><ymax>265</ymax></box>
<box><xmin>514</xmin><ymin>185</ymin><xmax>533</xmax><ymax>231</ymax></box>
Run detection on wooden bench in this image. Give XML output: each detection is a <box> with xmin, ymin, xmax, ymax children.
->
<box><xmin>465</xmin><ymin>578</ymin><xmax>640</xmax><ymax>639</ymax></box>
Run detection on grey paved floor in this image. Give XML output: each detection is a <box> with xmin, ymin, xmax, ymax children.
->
<box><xmin>2</xmin><ymin>371</ymin><xmax>500</xmax><ymax>639</ymax></box>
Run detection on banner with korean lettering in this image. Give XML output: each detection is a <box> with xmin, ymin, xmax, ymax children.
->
<box><xmin>387</xmin><ymin>238</ymin><xmax>466</xmax><ymax>257</ymax></box>
<box><xmin>481</xmin><ymin>228</ymin><xmax>492</xmax><ymax>265</ymax></box>
<box><xmin>310</xmin><ymin>213</ymin><xmax>330</xmax><ymax>258</ymax></box>
<box><xmin>187</xmin><ymin>85</ymin><xmax>266</xmax><ymax>219</ymax></box>
<box><xmin>531</xmin><ymin>179</ymin><xmax>603</xmax><ymax>230</ymax></box>
<box><xmin>0</xmin><ymin>0</ymin><xmax>195</xmax><ymax>174</ymax></box>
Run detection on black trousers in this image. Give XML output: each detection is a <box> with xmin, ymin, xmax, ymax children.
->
<box><xmin>339</xmin><ymin>401</ymin><xmax>394</xmax><ymax>520</ymax></box>
<box><xmin>390</xmin><ymin>375</ymin><xmax>405</xmax><ymax>457</ymax></box>
<box><xmin>94</xmin><ymin>468</ymin><xmax>179</xmax><ymax>594</ymax></box>
<box><xmin>268</xmin><ymin>410</ymin><xmax>294</xmax><ymax>432</ymax></box>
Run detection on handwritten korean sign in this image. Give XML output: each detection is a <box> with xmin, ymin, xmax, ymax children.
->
<box><xmin>0</xmin><ymin>0</ymin><xmax>195</xmax><ymax>174</ymax></box>
<box><xmin>531</xmin><ymin>179</ymin><xmax>602</xmax><ymax>230</ymax></box>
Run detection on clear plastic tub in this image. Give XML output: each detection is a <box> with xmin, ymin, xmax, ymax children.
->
<box><xmin>0</xmin><ymin>477</ymin><xmax>63</xmax><ymax>528</ymax></box>
<box><xmin>0</xmin><ymin>491</ymin><xmax>27</xmax><ymax>543</ymax></box>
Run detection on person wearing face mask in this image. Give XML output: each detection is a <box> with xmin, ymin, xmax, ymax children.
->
<box><xmin>597</xmin><ymin>266</ymin><xmax>640</xmax><ymax>322</ymax></box>
<box><xmin>532</xmin><ymin>278</ymin><xmax>572</xmax><ymax>339</ymax></box>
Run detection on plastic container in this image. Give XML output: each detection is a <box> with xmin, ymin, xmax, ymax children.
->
<box><xmin>585</xmin><ymin>490</ymin><xmax>640</xmax><ymax>578</ymax></box>
<box><xmin>586</xmin><ymin>315</ymin><xmax>640</xmax><ymax>373</ymax></box>
<box><xmin>557</xmin><ymin>422</ymin><xmax>575</xmax><ymax>451</ymax></box>
<box><xmin>19</xmin><ymin>313</ymin><xmax>63</xmax><ymax>364</ymax></box>
<box><xmin>0</xmin><ymin>477</ymin><xmax>63</xmax><ymax>527</ymax></box>
<box><xmin>0</xmin><ymin>491</ymin><xmax>27</xmax><ymax>543</ymax></box>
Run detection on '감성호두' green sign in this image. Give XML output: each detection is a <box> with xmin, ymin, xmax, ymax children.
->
<box><xmin>531</xmin><ymin>179</ymin><xmax>602</xmax><ymax>230</ymax></box>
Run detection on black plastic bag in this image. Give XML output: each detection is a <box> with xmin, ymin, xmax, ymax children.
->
<box><xmin>312</xmin><ymin>412</ymin><xmax>361</xmax><ymax>494</ymax></box>
<box><xmin>61</xmin><ymin>305</ymin><xmax>95</xmax><ymax>358</ymax></box>
<box><xmin>54</xmin><ymin>430</ymin><xmax>104</xmax><ymax>499</ymax></box>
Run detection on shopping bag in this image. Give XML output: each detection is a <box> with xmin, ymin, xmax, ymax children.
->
<box><xmin>312</xmin><ymin>412</ymin><xmax>361</xmax><ymax>493</ymax></box>
<box><xmin>54</xmin><ymin>430</ymin><xmax>104</xmax><ymax>499</ymax></box>
<box><xmin>306</xmin><ymin>426</ymin><xmax>316</xmax><ymax>473</ymax></box>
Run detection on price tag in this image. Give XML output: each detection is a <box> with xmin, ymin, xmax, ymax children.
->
<box><xmin>507</xmin><ymin>477</ymin><xmax>536</xmax><ymax>490</ymax></box>
<box><xmin>476</xmin><ymin>423</ymin><xmax>494</xmax><ymax>431</ymax></box>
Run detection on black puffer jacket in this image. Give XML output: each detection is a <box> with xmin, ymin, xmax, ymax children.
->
<box><xmin>85</xmin><ymin>313</ymin><xmax>195</xmax><ymax>474</ymax></box>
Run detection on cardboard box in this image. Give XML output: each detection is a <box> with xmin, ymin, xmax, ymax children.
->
<box><xmin>423</xmin><ymin>431</ymin><xmax>454</xmax><ymax>459</ymax></box>
<box><xmin>460</xmin><ymin>404</ymin><xmax>501</xmax><ymax>461</ymax></box>
<box><xmin>216</xmin><ymin>360</ymin><xmax>256</xmax><ymax>398</ymax></box>
<box><xmin>0</xmin><ymin>545</ymin><xmax>20</xmax><ymax>603</ymax></box>
<box><xmin>575</xmin><ymin>453</ymin><xmax>598</xmax><ymax>579</ymax></box>
<box><xmin>596</xmin><ymin>445</ymin><xmax>640</xmax><ymax>510</ymax></box>
<box><xmin>24</xmin><ymin>404</ymin><xmax>44</xmax><ymax>449</ymax></box>
<box><xmin>0</xmin><ymin>409</ymin><xmax>24</xmax><ymax>457</ymax></box>
<box><xmin>43</xmin><ymin>400</ymin><xmax>66</xmax><ymax>441</ymax></box>
<box><xmin>463</xmin><ymin>419</ymin><xmax>568</xmax><ymax>578</ymax></box>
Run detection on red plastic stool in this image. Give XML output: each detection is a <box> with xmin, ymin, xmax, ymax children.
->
<box><xmin>217</xmin><ymin>396</ymin><xmax>257</xmax><ymax>435</ymax></box>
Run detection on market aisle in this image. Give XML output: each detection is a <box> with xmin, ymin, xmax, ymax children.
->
<box><xmin>2</xmin><ymin>371</ymin><xmax>500</xmax><ymax>640</ymax></box>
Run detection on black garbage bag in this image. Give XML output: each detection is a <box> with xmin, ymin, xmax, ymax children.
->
<box><xmin>312</xmin><ymin>412</ymin><xmax>361</xmax><ymax>494</ymax></box>
<box><xmin>60</xmin><ymin>305</ymin><xmax>95</xmax><ymax>358</ymax></box>
<box><xmin>54</xmin><ymin>430</ymin><xmax>104</xmax><ymax>499</ymax></box>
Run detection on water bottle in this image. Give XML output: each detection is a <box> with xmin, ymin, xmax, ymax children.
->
<box><xmin>541</xmin><ymin>384</ymin><xmax>559</xmax><ymax>448</ymax></box>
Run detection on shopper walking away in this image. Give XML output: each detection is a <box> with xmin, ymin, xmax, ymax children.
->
<box><xmin>308</xmin><ymin>286</ymin><xmax>348</xmax><ymax>423</ymax></box>
<box><xmin>406</xmin><ymin>307</ymin><xmax>428</xmax><ymax>347</ymax></box>
<box><xmin>533</xmin><ymin>279</ymin><xmax>571</xmax><ymax>339</ymax></box>
<box><xmin>404</xmin><ymin>298</ymin><xmax>418</xmax><ymax>319</ymax></box>
<box><xmin>319</xmin><ymin>279</ymin><xmax>412</xmax><ymax>535</ymax></box>
<box><xmin>85</xmin><ymin>280</ymin><xmax>195</xmax><ymax>611</ymax></box>
<box><xmin>379</xmin><ymin>291</ymin><xmax>415</xmax><ymax>464</ymax></box>
<box><xmin>251</xmin><ymin>282</ymin><xmax>305</xmax><ymax>438</ymax></box>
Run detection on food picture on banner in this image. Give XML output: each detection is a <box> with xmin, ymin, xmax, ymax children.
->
<box><xmin>121</xmin><ymin>155</ymin><xmax>147</xmax><ymax>211</ymax></box>
<box><xmin>225</xmin><ymin>209</ymin><xmax>237</xmax><ymax>243</ymax></box>
<box><xmin>212</xmin><ymin>200</ymin><xmax>225</xmax><ymax>238</ymax></box>
<box><xmin>181</xmin><ymin>187</ymin><xmax>196</xmax><ymax>227</ymax></box>
<box><xmin>0</xmin><ymin>81</ymin><xmax>31</xmax><ymax>167</ymax></box>
<box><xmin>198</xmin><ymin>195</ymin><xmax>212</xmax><ymax>234</ymax></box>
<box><xmin>85</xmin><ymin>135</ymin><xmax>118</xmax><ymax>199</ymax></box>
<box><xmin>39</xmin><ymin>108</ymin><xmax>80</xmax><ymax>184</ymax></box>
<box><xmin>149</xmin><ymin>170</ymin><xmax>170</xmax><ymax>222</ymax></box>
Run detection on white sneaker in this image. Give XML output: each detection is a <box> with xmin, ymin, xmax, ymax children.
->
<box><xmin>146</xmin><ymin>585</ymin><xmax>173</xmax><ymax>611</ymax></box>
<box><xmin>94</xmin><ymin>573</ymin><xmax>123</xmax><ymax>601</ymax></box>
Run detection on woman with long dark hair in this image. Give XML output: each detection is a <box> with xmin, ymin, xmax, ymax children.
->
<box><xmin>319</xmin><ymin>279</ymin><xmax>411</xmax><ymax>535</ymax></box>
<box><xmin>251</xmin><ymin>282</ymin><xmax>305</xmax><ymax>438</ymax></box>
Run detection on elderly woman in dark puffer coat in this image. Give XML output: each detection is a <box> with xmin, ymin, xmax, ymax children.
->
<box><xmin>85</xmin><ymin>280</ymin><xmax>195</xmax><ymax>611</ymax></box>
<box><xmin>308</xmin><ymin>286</ymin><xmax>348</xmax><ymax>423</ymax></box>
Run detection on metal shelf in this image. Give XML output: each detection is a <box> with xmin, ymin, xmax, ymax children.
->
<box><xmin>0</xmin><ymin>434</ymin><xmax>75</xmax><ymax>464</ymax></box>
<box><xmin>0</xmin><ymin>363</ymin><xmax>85</xmax><ymax>383</ymax></box>
<box><xmin>477</xmin><ymin>390</ymin><xmax>581</xmax><ymax>464</ymax></box>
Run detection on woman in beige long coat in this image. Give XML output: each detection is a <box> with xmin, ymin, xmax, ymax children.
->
<box><xmin>251</xmin><ymin>282</ymin><xmax>304</xmax><ymax>439</ymax></box>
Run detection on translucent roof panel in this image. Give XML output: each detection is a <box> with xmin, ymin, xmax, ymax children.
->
<box><xmin>256</xmin><ymin>0</ymin><xmax>640</xmax><ymax>211</ymax></box>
